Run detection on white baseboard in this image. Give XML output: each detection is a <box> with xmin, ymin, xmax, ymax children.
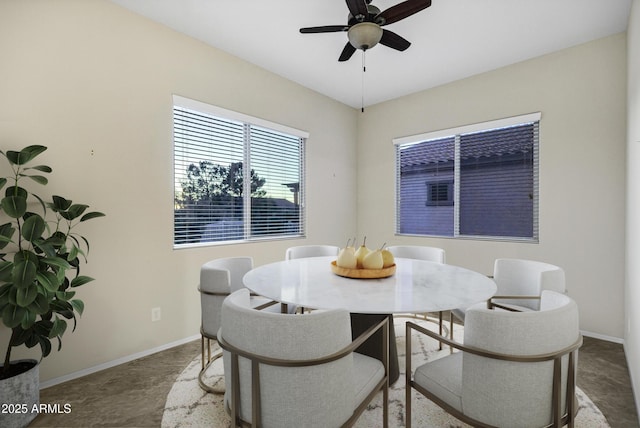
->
<box><xmin>39</xmin><ymin>334</ymin><xmax>200</xmax><ymax>390</ymax></box>
<box><xmin>580</xmin><ymin>329</ymin><xmax>624</xmax><ymax>344</ymax></box>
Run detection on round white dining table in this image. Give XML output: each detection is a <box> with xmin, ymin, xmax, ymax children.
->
<box><xmin>243</xmin><ymin>256</ymin><xmax>497</xmax><ymax>314</ymax></box>
<box><xmin>243</xmin><ymin>256</ymin><xmax>497</xmax><ymax>384</ymax></box>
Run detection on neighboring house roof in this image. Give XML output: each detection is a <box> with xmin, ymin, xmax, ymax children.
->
<box><xmin>399</xmin><ymin>123</ymin><xmax>535</xmax><ymax>168</ymax></box>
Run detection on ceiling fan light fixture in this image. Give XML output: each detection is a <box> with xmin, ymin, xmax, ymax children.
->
<box><xmin>348</xmin><ymin>22</ymin><xmax>383</xmax><ymax>50</ymax></box>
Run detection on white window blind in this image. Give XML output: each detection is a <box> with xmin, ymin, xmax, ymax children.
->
<box><xmin>395</xmin><ymin>114</ymin><xmax>539</xmax><ymax>241</ymax></box>
<box><xmin>173</xmin><ymin>97</ymin><xmax>306</xmax><ymax>247</ymax></box>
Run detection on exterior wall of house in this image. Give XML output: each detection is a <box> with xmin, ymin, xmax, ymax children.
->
<box><xmin>357</xmin><ymin>33</ymin><xmax>627</xmax><ymax>339</ymax></box>
<box><xmin>625</xmin><ymin>0</ymin><xmax>640</xmax><ymax>415</ymax></box>
<box><xmin>0</xmin><ymin>0</ymin><xmax>358</xmax><ymax>382</ymax></box>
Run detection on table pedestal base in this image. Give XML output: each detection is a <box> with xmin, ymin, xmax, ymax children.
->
<box><xmin>350</xmin><ymin>313</ymin><xmax>399</xmax><ymax>384</ymax></box>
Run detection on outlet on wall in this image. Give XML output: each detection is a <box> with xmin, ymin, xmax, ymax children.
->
<box><xmin>151</xmin><ymin>307</ymin><xmax>161</xmax><ymax>322</ymax></box>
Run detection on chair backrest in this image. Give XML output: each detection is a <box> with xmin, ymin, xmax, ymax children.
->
<box><xmin>220</xmin><ymin>289</ymin><xmax>356</xmax><ymax>427</ymax></box>
<box><xmin>493</xmin><ymin>258</ymin><xmax>566</xmax><ymax>310</ymax></box>
<box><xmin>285</xmin><ymin>245</ymin><xmax>339</xmax><ymax>260</ymax></box>
<box><xmin>462</xmin><ymin>291</ymin><xmax>580</xmax><ymax>427</ymax></box>
<box><xmin>386</xmin><ymin>245</ymin><xmax>445</xmax><ymax>263</ymax></box>
<box><xmin>199</xmin><ymin>257</ymin><xmax>253</xmax><ymax>338</ymax></box>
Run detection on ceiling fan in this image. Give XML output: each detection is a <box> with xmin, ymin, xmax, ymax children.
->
<box><xmin>300</xmin><ymin>0</ymin><xmax>432</xmax><ymax>62</ymax></box>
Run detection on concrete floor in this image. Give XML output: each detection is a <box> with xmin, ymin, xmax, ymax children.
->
<box><xmin>29</xmin><ymin>335</ymin><xmax>638</xmax><ymax>427</ymax></box>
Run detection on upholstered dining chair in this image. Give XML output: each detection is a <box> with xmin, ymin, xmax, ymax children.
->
<box><xmin>285</xmin><ymin>244</ymin><xmax>340</xmax><ymax>260</ymax></box>
<box><xmin>406</xmin><ymin>290</ymin><xmax>582</xmax><ymax>428</ymax></box>
<box><xmin>198</xmin><ymin>257</ymin><xmax>284</xmax><ymax>394</ymax></box>
<box><xmin>451</xmin><ymin>258</ymin><xmax>566</xmax><ymax>325</ymax></box>
<box><xmin>386</xmin><ymin>245</ymin><xmax>446</xmax><ymax>264</ymax></box>
<box><xmin>387</xmin><ymin>245</ymin><xmax>447</xmax><ymax>347</ymax></box>
<box><xmin>218</xmin><ymin>288</ymin><xmax>389</xmax><ymax>428</ymax></box>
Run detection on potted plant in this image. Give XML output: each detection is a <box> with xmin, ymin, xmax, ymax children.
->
<box><xmin>0</xmin><ymin>145</ymin><xmax>104</xmax><ymax>427</ymax></box>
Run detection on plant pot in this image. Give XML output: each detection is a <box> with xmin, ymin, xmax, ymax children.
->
<box><xmin>0</xmin><ymin>359</ymin><xmax>39</xmax><ymax>428</ymax></box>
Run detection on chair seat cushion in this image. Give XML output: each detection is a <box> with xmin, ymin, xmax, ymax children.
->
<box><xmin>413</xmin><ymin>352</ymin><xmax>463</xmax><ymax>412</ymax></box>
<box><xmin>353</xmin><ymin>353</ymin><xmax>386</xmax><ymax>407</ymax></box>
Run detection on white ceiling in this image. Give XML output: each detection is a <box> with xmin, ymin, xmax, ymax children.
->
<box><xmin>109</xmin><ymin>0</ymin><xmax>632</xmax><ymax>109</ymax></box>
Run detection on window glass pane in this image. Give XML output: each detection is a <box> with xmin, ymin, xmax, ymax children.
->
<box><xmin>173</xmin><ymin>103</ymin><xmax>305</xmax><ymax>247</ymax></box>
<box><xmin>249</xmin><ymin>125</ymin><xmax>302</xmax><ymax>237</ymax></box>
<box><xmin>459</xmin><ymin>124</ymin><xmax>534</xmax><ymax>238</ymax></box>
<box><xmin>396</xmin><ymin>116</ymin><xmax>538</xmax><ymax>241</ymax></box>
<box><xmin>397</xmin><ymin>137</ymin><xmax>455</xmax><ymax>236</ymax></box>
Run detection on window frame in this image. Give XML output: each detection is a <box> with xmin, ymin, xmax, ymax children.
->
<box><xmin>172</xmin><ymin>95</ymin><xmax>308</xmax><ymax>248</ymax></box>
<box><xmin>394</xmin><ymin>113</ymin><xmax>540</xmax><ymax>243</ymax></box>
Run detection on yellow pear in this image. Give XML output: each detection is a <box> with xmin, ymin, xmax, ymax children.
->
<box><xmin>354</xmin><ymin>238</ymin><xmax>370</xmax><ymax>269</ymax></box>
<box><xmin>381</xmin><ymin>249</ymin><xmax>395</xmax><ymax>268</ymax></box>
<box><xmin>336</xmin><ymin>246</ymin><xmax>357</xmax><ymax>269</ymax></box>
<box><xmin>362</xmin><ymin>249</ymin><xmax>384</xmax><ymax>269</ymax></box>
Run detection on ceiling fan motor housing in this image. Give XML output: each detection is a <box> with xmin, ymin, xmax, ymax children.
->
<box><xmin>348</xmin><ymin>22</ymin><xmax>383</xmax><ymax>50</ymax></box>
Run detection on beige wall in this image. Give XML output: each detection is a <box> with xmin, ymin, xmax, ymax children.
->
<box><xmin>626</xmin><ymin>0</ymin><xmax>640</xmax><ymax>413</ymax></box>
<box><xmin>357</xmin><ymin>34</ymin><xmax>627</xmax><ymax>339</ymax></box>
<box><xmin>0</xmin><ymin>0</ymin><xmax>358</xmax><ymax>382</ymax></box>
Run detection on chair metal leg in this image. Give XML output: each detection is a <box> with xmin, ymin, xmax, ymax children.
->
<box><xmin>449</xmin><ymin>313</ymin><xmax>454</xmax><ymax>353</ymax></box>
<box><xmin>198</xmin><ymin>336</ymin><xmax>225</xmax><ymax>394</ymax></box>
<box><xmin>438</xmin><ymin>311</ymin><xmax>443</xmax><ymax>350</ymax></box>
<box><xmin>406</xmin><ymin>322</ymin><xmax>413</xmax><ymax>428</ymax></box>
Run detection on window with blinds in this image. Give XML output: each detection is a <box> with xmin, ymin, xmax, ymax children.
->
<box><xmin>395</xmin><ymin>114</ymin><xmax>539</xmax><ymax>241</ymax></box>
<box><xmin>173</xmin><ymin>96</ymin><xmax>306</xmax><ymax>247</ymax></box>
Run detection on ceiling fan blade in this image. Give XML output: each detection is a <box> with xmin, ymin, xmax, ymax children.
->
<box><xmin>338</xmin><ymin>42</ymin><xmax>357</xmax><ymax>62</ymax></box>
<box><xmin>376</xmin><ymin>0</ymin><xmax>432</xmax><ymax>26</ymax></box>
<box><xmin>300</xmin><ymin>25</ymin><xmax>348</xmax><ymax>34</ymax></box>
<box><xmin>380</xmin><ymin>29</ymin><xmax>411</xmax><ymax>51</ymax></box>
<box><xmin>345</xmin><ymin>0</ymin><xmax>369</xmax><ymax>21</ymax></box>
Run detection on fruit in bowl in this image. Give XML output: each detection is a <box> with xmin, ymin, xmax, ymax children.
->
<box><xmin>336</xmin><ymin>241</ymin><xmax>357</xmax><ymax>269</ymax></box>
<box><xmin>381</xmin><ymin>248</ymin><xmax>395</xmax><ymax>268</ymax></box>
<box><xmin>333</xmin><ymin>238</ymin><xmax>396</xmax><ymax>278</ymax></box>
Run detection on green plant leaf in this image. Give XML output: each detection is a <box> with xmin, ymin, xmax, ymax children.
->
<box><xmin>41</xmin><ymin>233</ymin><xmax>66</xmax><ymax>253</ymax></box>
<box><xmin>0</xmin><ymin>261</ymin><xmax>13</xmax><ymax>282</ymax></box>
<box><xmin>11</xmin><ymin>259</ymin><xmax>38</xmax><ymax>288</ymax></box>
<box><xmin>10</xmin><ymin>327</ymin><xmax>30</xmax><ymax>347</ymax></box>
<box><xmin>70</xmin><ymin>299</ymin><xmax>84</xmax><ymax>316</ymax></box>
<box><xmin>61</xmin><ymin>204</ymin><xmax>88</xmax><ymax>221</ymax></box>
<box><xmin>0</xmin><ymin>222</ymin><xmax>16</xmax><ymax>250</ymax></box>
<box><xmin>2</xmin><ymin>304</ymin><xmax>26</xmax><ymax>328</ymax></box>
<box><xmin>28</xmin><ymin>293</ymin><xmax>50</xmax><ymax>315</ymax></box>
<box><xmin>32</xmin><ymin>193</ymin><xmax>47</xmax><ymax>214</ymax></box>
<box><xmin>55</xmin><ymin>290</ymin><xmax>75</xmax><ymax>301</ymax></box>
<box><xmin>50</xmin><ymin>300</ymin><xmax>74</xmax><ymax>319</ymax></box>
<box><xmin>27</xmin><ymin>175</ymin><xmax>48</xmax><ymax>185</ymax></box>
<box><xmin>42</xmin><ymin>256</ymin><xmax>72</xmax><ymax>270</ymax></box>
<box><xmin>36</xmin><ymin>271</ymin><xmax>61</xmax><ymax>292</ymax></box>
<box><xmin>67</xmin><ymin>245</ymin><xmax>79</xmax><ymax>261</ymax></box>
<box><xmin>27</xmin><ymin>165</ymin><xmax>53</xmax><ymax>173</ymax></box>
<box><xmin>51</xmin><ymin>195</ymin><xmax>72</xmax><ymax>211</ymax></box>
<box><xmin>21</xmin><ymin>215</ymin><xmax>46</xmax><ymax>242</ymax></box>
<box><xmin>33</xmin><ymin>238</ymin><xmax>55</xmax><ymax>257</ymax></box>
<box><xmin>39</xmin><ymin>336</ymin><xmax>53</xmax><ymax>358</ymax></box>
<box><xmin>20</xmin><ymin>308</ymin><xmax>37</xmax><ymax>329</ymax></box>
<box><xmin>0</xmin><ymin>177</ymin><xmax>6</xmax><ymax>191</ymax></box>
<box><xmin>1</xmin><ymin>195</ymin><xmax>27</xmax><ymax>218</ymax></box>
<box><xmin>6</xmin><ymin>286</ymin><xmax>17</xmax><ymax>305</ymax></box>
<box><xmin>80</xmin><ymin>211</ymin><xmax>106</xmax><ymax>222</ymax></box>
<box><xmin>5</xmin><ymin>145</ymin><xmax>47</xmax><ymax>165</ymax></box>
<box><xmin>0</xmin><ymin>282</ymin><xmax>12</xmax><ymax>306</ymax></box>
<box><xmin>49</xmin><ymin>317</ymin><xmax>67</xmax><ymax>338</ymax></box>
<box><xmin>4</xmin><ymin>185</ymin><xmax>28</xmax><ymax>199</ymax></box>
<box><xmin>16</xmin><ymin>284</ymin><xmax>38</xmax><ymax>307</ymax></box>
<box><xmin>70</xmin><ymin>275</ymin><xmax>94</xmax><ymax>288</ymax></box>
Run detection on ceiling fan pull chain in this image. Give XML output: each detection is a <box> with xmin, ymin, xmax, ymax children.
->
<box><xmin>361</xmin><ymin>51</ymin><xmax>366</xmax><ymax>112</ymax></box>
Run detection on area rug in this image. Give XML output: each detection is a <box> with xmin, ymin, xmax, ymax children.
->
<box><xmin>162</xmin><ymin>318</ymin><xmax>609</xmax><ymax>427</ymax></box>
